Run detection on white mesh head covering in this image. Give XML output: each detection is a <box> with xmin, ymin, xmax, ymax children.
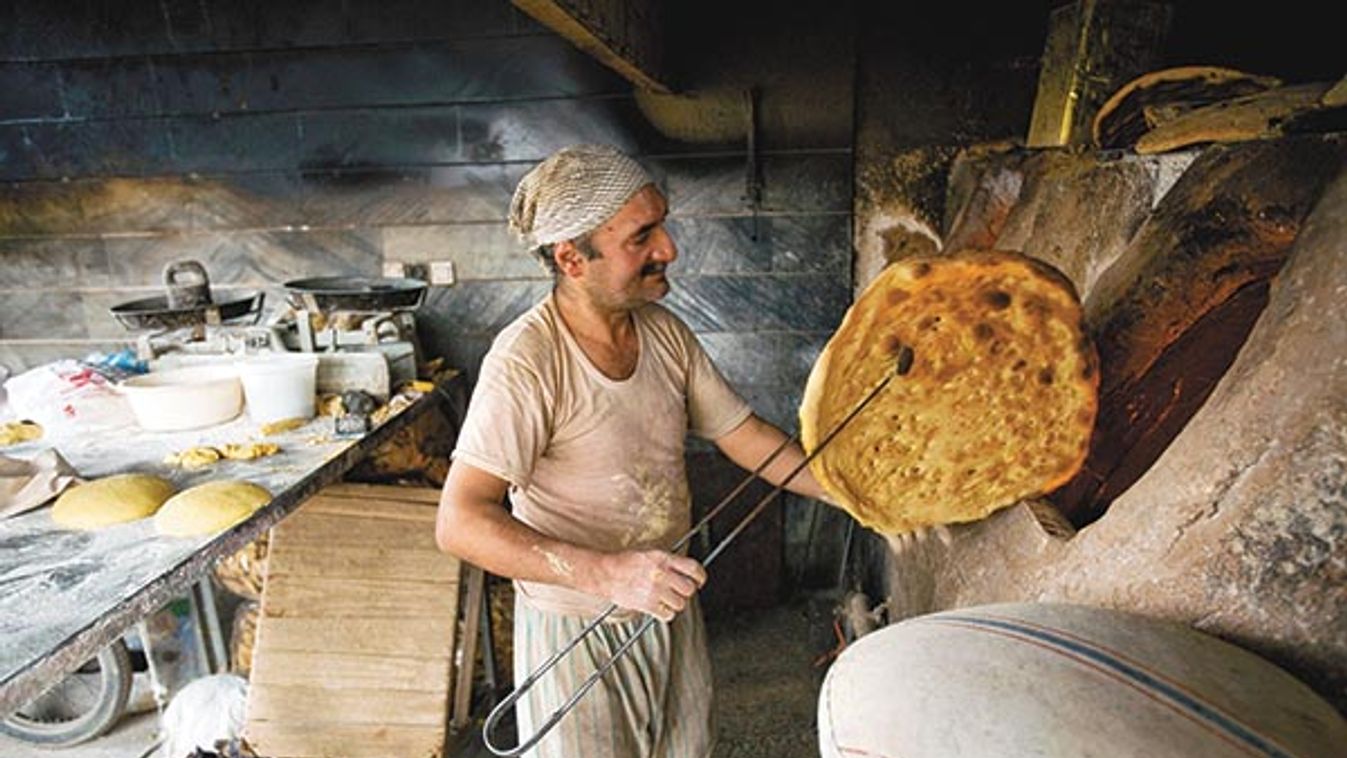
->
<box><xmin>508</xmin><ymin>144</ymin><xmax>654</xmax><ymax>250</ymax></box>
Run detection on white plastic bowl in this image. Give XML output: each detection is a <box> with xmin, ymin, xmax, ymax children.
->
<box><xmin>119</xmin><ymin>366</ymin><xmax>244</xmax><ymax>431</ymax></box>
<box><xmin>236</xmin><ymin>353</ymin><xmax>319</xmax><ymax>425</ymax></box>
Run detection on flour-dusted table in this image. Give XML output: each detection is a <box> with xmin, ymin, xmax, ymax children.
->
<box><xmin>0</xmin><ymin>375</ymin><xmax>463</xmax><ymax>717</ymax></box>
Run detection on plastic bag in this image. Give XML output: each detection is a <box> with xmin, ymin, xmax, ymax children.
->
<box><xmin>3</xmin><ymin>359</ymin><xmax>136</xmax><ymax>434</ymax></box>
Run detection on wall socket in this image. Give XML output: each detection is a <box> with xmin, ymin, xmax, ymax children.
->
<box><xmin>382</xmin><ymin>260</ymin><xmax>454</xmax><ymax>286</ymax></box>
<box><xmin>429</xmin><ymin>260</ymin><xmax>457</xmax><ymax>286</ymax></box>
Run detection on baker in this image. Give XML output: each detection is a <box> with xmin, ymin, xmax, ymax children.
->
<box><xmin>435</xmin><ymin>144</ymin><xmax>831</xmax><ymax>757</ymax></box>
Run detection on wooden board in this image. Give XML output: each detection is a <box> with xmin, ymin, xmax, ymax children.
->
<box><xmin>1091</xmin><ymin>66</ymin><xmax>1281</xmax><ymax>150</ymax></box>
<box><xmin>1134</xmin><ymin>82</ymin><xmax>1332</xmax><ymax>155</ymax></box>
<box><xmin>244</xmin><ymin>484</ymin><xmax>461</xmax><ymax>758</ymax></box>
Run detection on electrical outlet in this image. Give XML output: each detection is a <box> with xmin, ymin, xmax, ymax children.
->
<box><xmin>382</xmin><ymin>260</ymin><xmax>407</xmax><ymax>279</ymax></box>
<box><xmin>429</xmin><ymin>260</ymin><xmax>457</xmax><ymax>286</ymax></box>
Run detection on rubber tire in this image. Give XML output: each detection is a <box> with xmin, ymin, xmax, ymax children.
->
<box><xmin>0</xmin><ymin>639</ymin><xmax>133</xmax><ymax>747</ymax></box>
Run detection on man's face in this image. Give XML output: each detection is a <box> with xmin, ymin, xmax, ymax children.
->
<box><xmin>566</xmin><ymin>185</ymin><xmax>677</xmax><ymax>310</ymax></box>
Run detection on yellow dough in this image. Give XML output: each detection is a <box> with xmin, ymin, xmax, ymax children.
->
<box><xmin>164</xmin><ymin>442</ymin><xmax>280</xmax><ymax>468</ymax></box>
<box><xmin>219</xmin><ymin>442</ymin><xmax>280</xmax><ymax>460</ymax></box>
<box><xmin>52</xmin><ymin>473</ymin><xmax>176</xmax><ymax>530</ymax></box>
<box><xmin>260</xmin><ymin>417</ymin><xmax>307</xmax><ymax>435</ymax></box>
<box><xmin>316</xmin><ymin>395</ymin><xmax>345</xmax><ymax>417</ymax></box>
<box><xmin>0</xmin><ymin>420</ymin><xmax>43</xmax><ymax>447</ymax></box>
<box><xmin>153</xmin><ymin>480</ymin><xmax>272</xmax><ymax>537</ymax></box>
<box><xmin>164</xmin><ymin>446</ymin><xmax>223</xmax><ymax>469</ymax></box>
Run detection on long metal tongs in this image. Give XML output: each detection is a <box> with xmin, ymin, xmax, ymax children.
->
<box><xmin>483</xmin><ymin>347</ymin><xmax>915</xmax><ymax>756</ymax></box>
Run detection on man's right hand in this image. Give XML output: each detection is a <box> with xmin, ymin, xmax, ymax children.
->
<box><xmin>599</xmin><ymin>549</ymin><xmax>707</xmax><ymax>622</ymax></box>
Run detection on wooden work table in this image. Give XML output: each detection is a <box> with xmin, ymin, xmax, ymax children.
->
<box><xmin>0</xmin><ymin>375</ymin><xmax>462</xmax><ymax>717</ymax></box>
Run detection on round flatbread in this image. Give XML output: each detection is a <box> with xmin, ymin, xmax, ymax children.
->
<box><xmin>52</xmin><ymin>473</ymin><xmax>176</xmax><ymax>529</ymax></box>
<box><xmin>153</xmin><ymin>480</ymin><xmax>272</xmax><ymax>537</ymax></box>
<box><xmin>800</xmin><ymin>251</ymin><xmax>1098</xmax><ymax>534</ymax></box>
<box><xmin>1092</xmin><ymin>66</ymin><xmax>1281</xmax><ymax>150</ymax></box>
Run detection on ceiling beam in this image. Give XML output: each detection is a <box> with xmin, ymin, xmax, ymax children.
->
<box><xmin>513</xmin><ymin>0</ymin><xmax>672</xmax><ymax>93</ymax></box>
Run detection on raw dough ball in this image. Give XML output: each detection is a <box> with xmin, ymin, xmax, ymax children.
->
<box><xmin>52</xmin><ymin>473</ymin><xmax>176</xmax><ymax>529</ymax></box>
<box><xmin>154</xmin><ymin>480</ymin><xmax>272</xmax><ymax>537</ymax></box>
<box><xmin>0</xmin><ymin>420</ymin><xmax>43</xmax><ymax>446</ymax></box>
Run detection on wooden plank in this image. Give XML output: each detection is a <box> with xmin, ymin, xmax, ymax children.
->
<box><xmin>244</xmin><ymin>722</ymin><xmax>449</xmax><ymax>758</ymax></box>
<box><xmin>272</xmin><ymin>512</ymin><xmax>439</xmax><ymax>548</ymax></box>
<box><xmin>260</xmin><ymin>575</ymin><xmax>458</xmax><ymax>619</ymax></box>
<box><xmin>451</xmin><ymin>564</ymin><xmax>485</xmax><ymax>731</ymax></box>
<box><xmin>255</xmin><ymin>617</ymin><xmax>456</xmax><ymax>658</ymax></box>
<box><xmin>320</xmin><ymin>482</ymin><xmax>443</xmax><ymax>505</ymax></box>
<box><xmin>513</xmin><ymin>0</ymin><xmax>670</xmax><ymax>93</ymax></box>
<box><xmin>264</xmin><ymin>545</ymin><xmax>458</xmax><ymax>583</ymax></box>
<box><xmin>297</xmin><ymin>496</ymin><xmax>438</xmax><ymax>522</ymax></box>
<box><xmin>1026</xmin><ymin>0</ymin><xmax>1171</xmax><ymax>148</ymax></box>
<box><xmin>247</xmin><ymin>683</ymin><xmax>446</xmax><ymax>727</ymax></box>
<box><xmin>249</xmin><ymin>650</ymin><xmax>452</xmax><ymax>691</ymax></box>
<box><xmin>243</xmin><ymin>485</ymin><xmax>465</xmax><ymax>757</ymax></box>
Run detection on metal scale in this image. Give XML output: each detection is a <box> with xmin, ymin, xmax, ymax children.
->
<box><xmin>273</xmin><ymin>275</ymin><xmax>427</xmax><ymax>395</ymax></box>
<box><xmin>109</xmin><ymin>261</ymin><xmax>428</xmax><ymax>400</ymax></box>
<box><xmin>110</xmin><ymin>260</ymin><xmax>279</xmax><ymax>361</ymax></box>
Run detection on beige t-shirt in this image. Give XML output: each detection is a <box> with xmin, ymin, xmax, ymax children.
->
<box><xmin>452</xmin><ymin>293</ymin><xmax>752</xmax><ymax>619</ymax></box>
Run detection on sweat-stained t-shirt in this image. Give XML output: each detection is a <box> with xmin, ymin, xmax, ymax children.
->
<box><xmin>451</xmin><ymin>292</ymin><xmax>752</xmax><ymax>620</ymax></box>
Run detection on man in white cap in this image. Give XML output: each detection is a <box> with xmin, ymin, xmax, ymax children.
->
<box><xmin>436</xmin><ymin>144</ymin><xmax>831</xmax><ymax>757</ymax></box>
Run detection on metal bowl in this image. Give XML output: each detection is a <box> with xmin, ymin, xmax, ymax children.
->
<box><xmin>110</xmin><ymin>291</ymin><xmax>266</xmax><ymax>331</ymax></box>
<box><xmin>282</xmin><ymin>276</ymin><xmax>427</xmax><ymax>313</ymax></box>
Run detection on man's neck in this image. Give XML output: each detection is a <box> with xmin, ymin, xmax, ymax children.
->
<box><xmin>554</xmin><ymin>281</ymin><xmax>634</xmax><ymax>347</ymax></box>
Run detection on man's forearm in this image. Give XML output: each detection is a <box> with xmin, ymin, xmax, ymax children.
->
<box><xmin>436</xmin><ymin>491</ymin><xmax>610</xmax><ymax>594</ymax></box>
<box><xmin>435</xmin><ymin>461</ymin><xmax>707</xmax><ymax>620</ymax></box>
<box><xmin>715</xmin><ymin>414</ymin><xmax>834</xmax><ymax>503</ymax></box>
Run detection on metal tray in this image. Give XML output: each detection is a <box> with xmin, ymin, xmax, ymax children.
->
<box><xmin>110</xmin><ymin>291</ymin><xmax>266</xmax><ymax>331</ymax></box>
<box><xmin>283</xmin><ymin>276</ymin><xmax>427</xmax><ymax>313</ymax></box>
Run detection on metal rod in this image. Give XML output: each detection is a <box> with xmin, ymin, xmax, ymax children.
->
<box><xmin>480</xmin><ymin>432</ymin><xmax>800</xmax><ymax>758</ymax></box>
<box><xmin>483</xmin><ymin>352</ymin><xmax>910</xmax><ymax>757</ymax></box>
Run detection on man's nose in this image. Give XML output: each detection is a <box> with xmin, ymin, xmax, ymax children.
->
<box><xmin>652</xmin><ymin>227</ymin><xmax>677</xmax><ymax>262</ymax></box>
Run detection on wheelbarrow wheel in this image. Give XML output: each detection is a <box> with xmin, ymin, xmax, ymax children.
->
<box><xmin>0</xmin><ymin>639</ymin><xmax>133</xmax><ymax>747</ymax></box>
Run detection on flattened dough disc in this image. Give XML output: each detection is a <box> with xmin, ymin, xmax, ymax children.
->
<box><xmin>800</xmin><ymin>251</ymin><xmax>1098</xmax><ymax>534</ymax></box>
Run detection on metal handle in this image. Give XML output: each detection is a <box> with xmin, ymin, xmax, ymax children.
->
<box><xmin>162</xmin><ymin>259</ymin><xmax>212</xmax><ymax>309</ymax></box>
<box><xmin>483</xmin><ymin>349</ymin><xmax>912</xmax><ymax>756</ymax></box>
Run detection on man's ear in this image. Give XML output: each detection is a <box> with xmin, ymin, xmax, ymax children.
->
<box><xmin>553</xmin><ymin>240</ymin><xmax>587</xmax><ymax>278</ymax></box>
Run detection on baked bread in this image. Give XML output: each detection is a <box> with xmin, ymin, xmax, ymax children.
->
<box><xmin>1092</xmin><ymin>66</ymin><xmax>1281</xmax><ymax>150</ymax></box>
<box><xmin>800</xmin><ymin>251</ymin><xmax>1097</xmax><ymax>534</ymax></box>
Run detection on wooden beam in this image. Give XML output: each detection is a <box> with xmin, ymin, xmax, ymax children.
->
<box><xmin>1027</xmin><ymin>0</ymin><xmax>1172</xmax><ymax>148</ymax></box>
<box><xmin>514</xmin><ymin>0</ymin><xmax>672</xmax><ymax>93</ymax></box>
